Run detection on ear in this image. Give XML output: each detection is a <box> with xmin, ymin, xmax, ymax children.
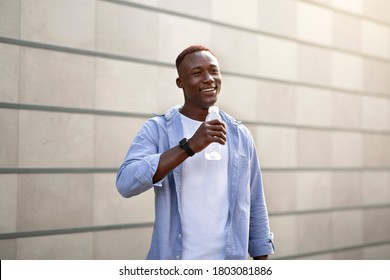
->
<box><xmin>176</xmin><ymin>77</ymin><xmax>183</xmax><ymax>89</ymax></box>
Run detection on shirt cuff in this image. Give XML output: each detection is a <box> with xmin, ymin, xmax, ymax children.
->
<box><xmin>249</xmin><ymin>232</ymin><xmax>275</xmax><ymax>257</ymax></box>
<box><xmin>135</xmin><ymin>154</ymin><xmax>164</xmax><ymax>188</ymax></box>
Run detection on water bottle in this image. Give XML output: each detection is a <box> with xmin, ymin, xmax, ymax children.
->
<box><xmin>205</xmin><ymin>106</ymin><xmax>222</xmax><ymax>160</ymax></box>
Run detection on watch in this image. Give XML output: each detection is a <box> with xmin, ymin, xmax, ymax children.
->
<box><xmin>179</xmin><ymin>138</ymin><xmax>195</xmax><ymax>157</ymax></box>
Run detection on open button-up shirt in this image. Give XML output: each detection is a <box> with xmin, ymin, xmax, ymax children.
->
<box><xmin>116</xmin><ymin>105</ymin><xmax>274</xmax><ymax>260</ymax></box>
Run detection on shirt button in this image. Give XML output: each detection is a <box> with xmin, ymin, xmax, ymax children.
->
<box><xmin>176</xmin><ymin>255</ymin><xmax>180</xmax><ymax>260</ymax></box>
<box><xmin>178</xmin><ymin>234</ymin><xmax>182</xmax><ymax>238</ymax></box>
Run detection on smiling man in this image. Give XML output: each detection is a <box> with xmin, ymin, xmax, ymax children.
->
<box><xmin>116</xmin><ymin>45</ymin><xmax>274</xmax><ymax>260</ymax></box>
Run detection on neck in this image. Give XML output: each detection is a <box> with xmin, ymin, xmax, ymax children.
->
<box><xmin>180</xmin><ymin>104</ymin><xmax>209</xmax><ymax>122</ymax></box>
<box><xmin>180</xmin><ymin>105</ymin><xmax>208</xmax><ymax>122</ymax></box>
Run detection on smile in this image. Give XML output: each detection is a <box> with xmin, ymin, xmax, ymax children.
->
<box><xmin>200</xmin><ymin>87</ymin><xmax>216</xmax><ymax>92</ymax></box>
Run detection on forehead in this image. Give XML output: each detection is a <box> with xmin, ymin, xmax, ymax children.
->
<box><xmin>180</xmin><ymin>51</ymin><xmax>219</xmax><ymax>71</ymax></box>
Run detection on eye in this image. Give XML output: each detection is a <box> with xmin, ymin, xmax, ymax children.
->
<box><xmin>211</xmin><ymin>68</ymin><xmax>219</xmax><ymax>74</ymax></box>
<box><xmin>193</xmin><ymin>71</ymin><xmax>202</xmax><ymax>76</ymax></box>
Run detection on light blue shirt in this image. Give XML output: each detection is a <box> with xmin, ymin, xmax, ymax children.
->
<box><xmin>116</xmin><ymin>105</ymin><xmax>274</xmax><ymax>260</ymax></box>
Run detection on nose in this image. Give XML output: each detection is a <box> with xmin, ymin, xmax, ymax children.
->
<box><xmin>203</xmin><ymin>72</ymin><xmax>214</xmax><ymax>83</ymax></box>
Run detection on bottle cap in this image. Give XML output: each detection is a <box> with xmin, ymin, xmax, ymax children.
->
<box><xmin>208</xmin><ymin>106</ymin><xmax>219</xmax><ymax>113</ymax></box>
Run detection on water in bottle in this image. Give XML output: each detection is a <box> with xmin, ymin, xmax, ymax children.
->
<box><xmin>205</xmin><ymin>106</ymin><xmax>222</xmax><ymax>160</ymax></box>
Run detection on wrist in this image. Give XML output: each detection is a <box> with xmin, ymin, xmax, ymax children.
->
<box><xmin>179</xmin><ymin>138</ymin><xmax>195</xmax><ymax>157</ymax></box>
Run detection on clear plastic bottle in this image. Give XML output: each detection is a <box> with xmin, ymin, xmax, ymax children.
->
<box><xmin>205</xmin><ymin>106</ymin><xmax>222</xmax><ymax>160</ymax></box>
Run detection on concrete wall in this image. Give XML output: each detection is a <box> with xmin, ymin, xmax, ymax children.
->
<box><xmin>0</xmin><ymin>0</ymin><xmax>389</xmax><ymax>259</ymax></box>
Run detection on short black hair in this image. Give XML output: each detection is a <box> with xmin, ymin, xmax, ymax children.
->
<box><xmin>175</xmin><ymin>45</ymin><xmax>216</xmax><ymax>71</ymax></box>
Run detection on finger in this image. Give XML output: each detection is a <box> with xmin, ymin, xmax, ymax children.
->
<box><xmin>207</xmin><ymin>123</ymin><xmax>226</xmax><ymax>133</ymax></box>
<box><xmin>206</xmin><ymin>119</ymin><xmax>226</xmax><ymax>128</ymax></box>
<box><xmin>214</xmin><ymin>136</ymin><xmax>226</xmax><ymax>145</ymax></box>
<box><xmin>209</xmin><ymin>131</ymin><xmax>227</xmax><ymax>142</ymax></box>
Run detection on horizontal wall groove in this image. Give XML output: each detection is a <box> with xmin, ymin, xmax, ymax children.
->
<box><xmin>0</xmin><ymin>102</ymin><xmax>152</xmax><ymax>119</ymax></box>
<box><xmin>0</xmin><ymin>37</ymin><xmax>173</xmax><ymax>68</ymax></box>
<box><xmin>222</xmin><ymin>70</ymin><xmax>390</xmax><ymax>101</ymax></box>
<box><xmin>0</xmin><ymin>222</ymin><xmax>154</xmax><ymax>240</ymax></box>
<box><xmin>272</xmin><ymin>240</ymin><xmax>390</xmax><ymax>260</ymax></box>
<box><xmin>1</xmin><ymin>201</ymin><xmax>388</xmax><ymax>239</ymax></box>
<box><xmin>262</xmin><ymin>167</ymin><xmax>390</xmax><ymax>172</ymax></box>
<box><xmin>269</xmin><ymin>204</ymin><xmax>390</xmax><ymax>217</ymax></box>
<box><xmin>102</xmin><ymin>0</ymin><xmax>390</xmax><ymax>63</ymax></box>
<box><xmin>0</xmin><ymin>168</ymin><xmax>118</xmax><ymax>174</ymax></box>
<box><xmin>244</xmin><ymin>120</ymin><xmax>390</xmax><ymax>136</ymax></box>
<box><xmin>1</xmin><ymin>102</ymin><xmax>390</xmax><ymax>136</ymax></box>
<box><xmin>300</xmin><ymin>0</ymin><xmax>390</xmax><ymax>28</ymax></box>
<box><xmin>1</xmin><ymin>166</ymin><xmax>389</xmax><ymax>174</ymax></box>
<box><xmin>1</xmin><ymin>36</ymin><xmax>390</xmax><ymax>101</ymax></box>
<box><xmin>0</xmin><ymin>203</ymin><xmax>386</xmax><ymax>239</ymax></box>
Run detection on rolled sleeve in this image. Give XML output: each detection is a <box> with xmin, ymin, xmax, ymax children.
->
<box><xmin>135</xmin><ymin>153</ymin><xmax>164</xmax><ymax>188</ymax></box>
<box><xmin>249</xmin><ymin>232</ymin><xmax>275</xmax><ymax>257</ymax></box>
<box><xmin>116</xmin><ymin>153</ymin><xmax>163</xmax><ymax>198</ymax></box>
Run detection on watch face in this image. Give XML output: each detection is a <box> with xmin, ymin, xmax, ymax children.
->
<box><xmin>180</xmin><ymin>138</ymin><xmax>187</xmax><ymax>146</ymax></box>
<box><xmin>179</xmin><ymin>137</ymin><xmax>194</xmax><ymax>156</ymax></box>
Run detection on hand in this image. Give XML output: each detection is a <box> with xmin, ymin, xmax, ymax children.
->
<box><xmin>188</xmin><ymin>119</ymin><xmax>226</xmax><ymax>153</ymax></box>
<box><xmin>253</xmin><ymin>255</ymin><xmax>268</xmax><ymax>260</ymax></box>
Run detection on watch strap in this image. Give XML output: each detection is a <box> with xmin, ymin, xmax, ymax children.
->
<box><xmin>179</xmin><ymin>138</ymin><xmax>195</xmax><ymax>157</ymax></box>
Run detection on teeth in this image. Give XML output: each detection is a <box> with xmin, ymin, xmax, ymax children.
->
<box><xmin>201</xmin><ymin>88</ymin><xmax>215</xmax><ymax>92</ymax></box>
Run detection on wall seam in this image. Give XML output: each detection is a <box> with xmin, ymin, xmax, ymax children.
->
<box><xmin>100</xmin><ymin>0</ymin><xmax>390</xmax><ymax>63</ymax></box>
<box><xmin>1</xmin><ymin>37</ymin><xmax>389</xmax><ymax>101</ymax></box>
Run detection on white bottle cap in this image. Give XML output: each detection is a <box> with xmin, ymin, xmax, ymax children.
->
<box><xmin>208</xmin><ymin>106</ymin><xmax>219</xmax><ymax>113</ymax></box>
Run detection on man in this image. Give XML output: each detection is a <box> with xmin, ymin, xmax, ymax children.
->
<box><xmin>116</xmin><ymin>45</ymin><xmax>274</xmax><ymax>260</ymax></box>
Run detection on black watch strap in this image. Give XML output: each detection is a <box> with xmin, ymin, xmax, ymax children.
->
<box><xmin>179</xmin><ymin>138</ymin><xmax>195</xmax><ymax>157</ymax></box>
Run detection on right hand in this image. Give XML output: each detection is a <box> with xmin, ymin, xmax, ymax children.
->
<box><xmin>188</xmin><ymin>119</ymin><xmax>226</xmax><ymax>153</ymax></box>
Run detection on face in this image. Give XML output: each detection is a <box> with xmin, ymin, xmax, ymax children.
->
<box><xmin>176</xmin><ymin>51</ymin><xmax>222</xmax><ymax>110</ymax></box>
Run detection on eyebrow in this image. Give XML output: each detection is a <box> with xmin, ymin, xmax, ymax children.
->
<box><xmin>191</xmin><ymin>64</ymin><xmax>219</xmax><ymax>71</ymax></box>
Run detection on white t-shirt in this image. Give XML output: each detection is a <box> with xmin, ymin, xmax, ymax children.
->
<box><xmin>180</xmin><ymin>113</ymin><xmax>229</xmax><ymax>260</ymax></box>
